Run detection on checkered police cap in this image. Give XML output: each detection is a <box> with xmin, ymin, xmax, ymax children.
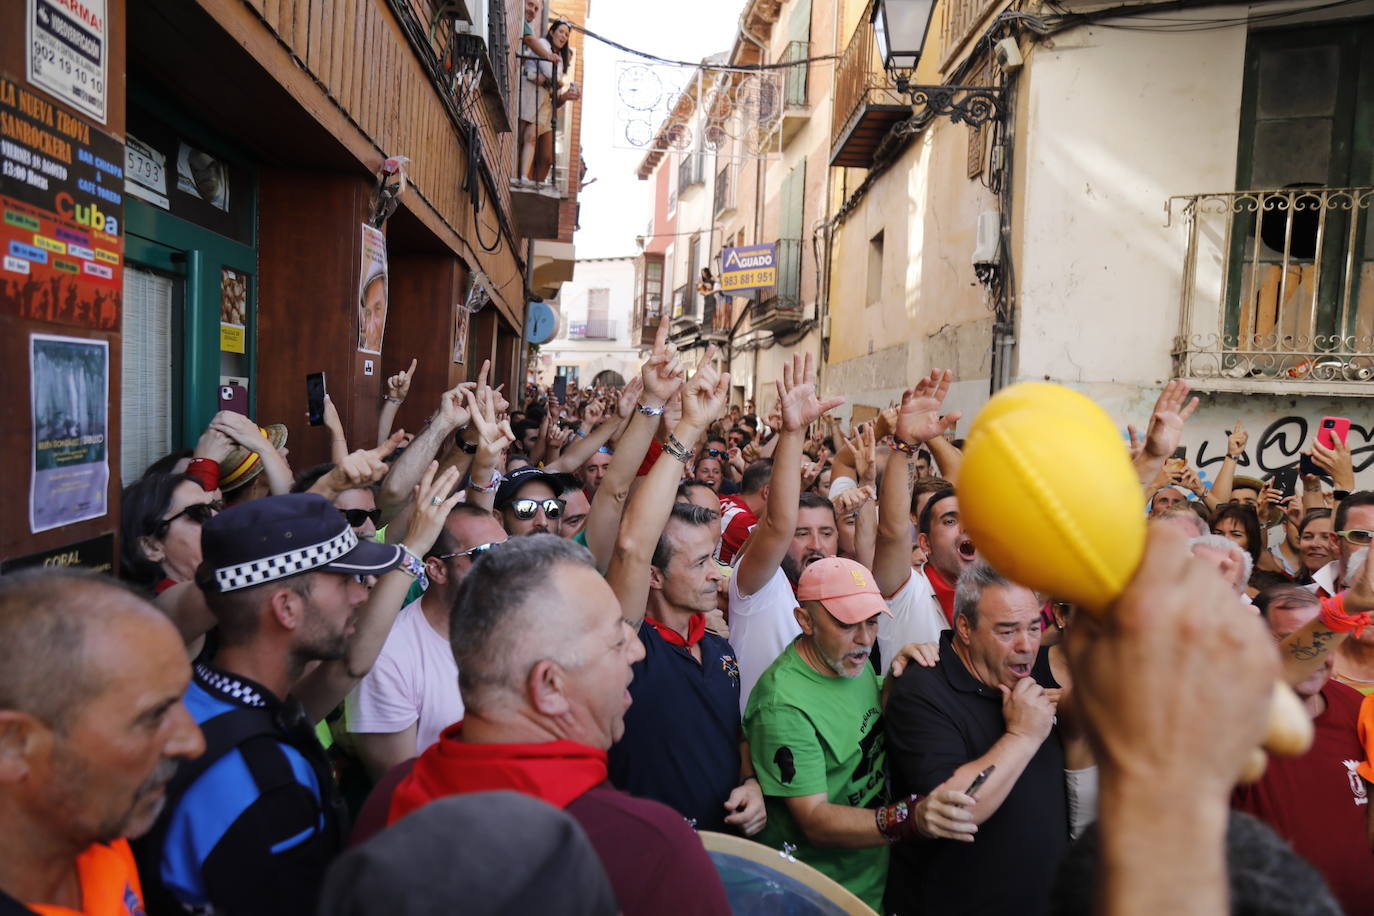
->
<box><xmin>199</xmin><ymin>493</ymin><xmax>402</xmax><ymax>593</ymax></box>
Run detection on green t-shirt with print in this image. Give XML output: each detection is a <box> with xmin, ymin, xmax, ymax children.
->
<box><xmin>743</xmin><ymin>641</ymin><xmax>889</xmax><ymax>913</ymax></box>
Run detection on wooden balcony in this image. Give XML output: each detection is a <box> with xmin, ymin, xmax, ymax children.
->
<box><xmin>830</xmin><ymin>4</ymin><xmax>911</xmax><ymax>168</ymax></box>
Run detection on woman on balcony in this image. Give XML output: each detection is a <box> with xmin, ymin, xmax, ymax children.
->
<box><xmin>525</xmin><ymin>20</ymin><xmax>580</xmax><ymax>186</ymax></box>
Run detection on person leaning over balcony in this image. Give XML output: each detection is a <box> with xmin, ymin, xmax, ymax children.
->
<box><xmin>527</xmin><ymin>20</ymin><xmax>581</xmax><ymax>185</ymax></box>
<box><xmin>517</xmin><ymin>0</ymin><xmax>560</xmax><ymax>187</ymax></box>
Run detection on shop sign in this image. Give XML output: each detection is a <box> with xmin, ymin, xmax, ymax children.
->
<box><xmin>26</xmin><ymin>0</ymin><xmax>108</xmax><ymax>123</ymax></box>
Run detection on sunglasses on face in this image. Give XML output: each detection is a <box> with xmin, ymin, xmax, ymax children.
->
<box><xmin>155</xmin><ymin>500</ymin><xmax>223</xmax><ymax>537</ymax></box>
<box><xmin>435</xmin><ymin>542</ymin><xmax>498</xmax><ymax>562</ymax></box>
<box><xmin>341</xmin><ymin>507</ymin><xmax>383</xmax><ymax>529</ymax></box>
<box><xmin>1337</xmin><ymin>529</ymin><xmax>1374</xmax><ymax>546</ymax></box>
<box><xmin>703</xmin><ymin>448</ymin><xmax>726</xmax><ymax>458</ymax></box>
<box><xmin>509</xmin><ymin>498</ymin><xmax>565</xmax><ymax>520</ymax></box>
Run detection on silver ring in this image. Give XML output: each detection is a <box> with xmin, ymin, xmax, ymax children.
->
<box><xmin>430</xmin><ymin>496</ymin><xmax>443</xmax><ymax>506</ymax></box>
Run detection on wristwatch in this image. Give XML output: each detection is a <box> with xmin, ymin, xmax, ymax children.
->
<box><xmin>637</xmin><ymin>403</ymin><xmax>666</xmax><ymax>418</ymax></box>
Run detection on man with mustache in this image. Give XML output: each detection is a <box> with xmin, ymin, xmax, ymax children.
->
<box><xmin>884</xmin><ymin>561</ymin><xmax>1066</xmax><ymax>916</ymax></box>
<box><xmin>0</xmin><ymin>569</ymin><xmax>205</xmax><ymax>915</ymax></box>
<box><xmin>744</xmin><ymin>557</ymin><xmax>978</xmax><ymax>912</ymax></box>
<box><xmin>729</xmin><ymin>352</ymin><xmax>846</xmax><ymax>714</ymax></box>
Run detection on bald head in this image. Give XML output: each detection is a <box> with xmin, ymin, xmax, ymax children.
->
<box><xmin>0</xmin><ymin>568</ymin><xmax>172</xmax><ymax>730</ymax></box>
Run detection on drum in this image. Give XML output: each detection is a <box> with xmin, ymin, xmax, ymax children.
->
<box><xmin>698</xmin><ymin>831</ymin><xmax>876</xmax><ymax>915</ymax></box>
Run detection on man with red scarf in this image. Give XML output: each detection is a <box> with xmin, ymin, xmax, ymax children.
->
<box><xmin>602</xmin><ymin>345</ymin><xmax>766</xmax><ymax>835</ymax></box>
<box><xmin>873</xmin><ymin>371</ymin><xmax>966</xmax><ymax>663</ymax></box>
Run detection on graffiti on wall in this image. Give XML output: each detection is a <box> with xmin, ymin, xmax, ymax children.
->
<box><xmin>1186</xmin><ymin>416</ymin><xmax>1374</xmax><ymax>477</ymax></box>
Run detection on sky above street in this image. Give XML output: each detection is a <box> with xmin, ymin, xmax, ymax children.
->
<box><xmin>572</xmin><ymin>0</ymin><xmax>741</xmax><ymax>258</ymax></box>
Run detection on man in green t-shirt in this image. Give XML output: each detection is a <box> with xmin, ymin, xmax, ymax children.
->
<box><xmin>745</xmin><ymin>556</ymin><xmax>978</xmax><ymax>913</ymax></box>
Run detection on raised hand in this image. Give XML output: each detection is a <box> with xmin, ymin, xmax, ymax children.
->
<box><xmin>844</xmin><ymin>423</ymin><xmax>878</xmax><ymax>487</ymax></box>
<box><xmin>1142</xmin><ymin>379</ymin><xmax>1199</xmax><ymax>461</ymax></box>
<box><xmin>462</xmin><ymin>386</ymin><xmax>515</xmax><ymax>459</ymax></box>
<box><xmin>775</xmin><ymin>351</ymin><xmax>845</xmax><ymax>432</ymax></box>
<box><xmin>335</xmin><ymin>431</ymin><xmax>405</xmax><ymax>489</ymax></box>
<box><xmin>680</xmin><ymin>344</ymin><xmax>731</xmax><ymax>430</ymax></box>
<box><xmin>616</xmin><ymin>377</ymin><xmax>644</xmax><ymax>419</ymax></box>
<box><xmin>209</xmin><ymin>411</ymin><xmax>274</xmax><ymax>455</ymax></box>
<box><xmin>400</xmin><ymin>462</ymin><xmax>465</xmax><ymax>556</ymax></box>
<box><xmin>894</xmin><ymin>369</ymin><xmax>961</xmax><ymax>445</ymax></box>
<box><xmin>1226</xmin><ymin>419</ymin><xmax>1248</xmax><ymax>459</ymax></box>
<box><xmin>386</xmin><ymin>357</ymin><xmax>418</xmax><ymax>402</ymax></box>
<box><xmin>641</xmin><ymin>314</ymin><xmax>686</xmax><ymax>404</ymax></box>
<box><xmin>1310</xmin><ymin>434</ymin><xmax>1356</xmax><ymax>492</ymax></box>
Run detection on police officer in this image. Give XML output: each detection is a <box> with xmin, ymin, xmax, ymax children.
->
<box><xmin>135</xmin><ymin>493</ymin><xmax>404</xmax><ymax>916</ymax></box>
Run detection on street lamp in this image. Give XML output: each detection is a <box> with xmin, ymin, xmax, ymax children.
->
<box><xmin>871</xmin><ymin>0</ymin><xmax>1004</xmax><ymax>128</ymax></box>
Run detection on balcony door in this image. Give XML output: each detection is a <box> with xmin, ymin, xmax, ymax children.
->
<box><xmin>1227</xmin><ymin>21</ymin><xmax>1374</xmax><ymax>360</ymax></box>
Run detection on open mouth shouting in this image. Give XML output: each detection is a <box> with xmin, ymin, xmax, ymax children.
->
<box><xmin>957</xmin><ymin>538</ymin><xmax>977</xmax><ymax>562</ymax></box>
<box><xmin>1008</xmin><ymin>658</ymin><xmax>1032</xmax><ymax>679</ymax></box>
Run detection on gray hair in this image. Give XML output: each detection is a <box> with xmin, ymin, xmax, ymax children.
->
<box><xmin>1188</xmin><ymin>534</ymin><xmax>1254</xmax><ymax>588</ymax></box>
<box><xmin>953</xmin><ymin>561</ymin><xmax>1014</xmax><ymax>629</ymax></box>
<box><xmin>1155</xmin><ymin>506</ymin><xmax>1209</xmax><ymax>537</ymax></box>
<box><xmin>450</xmin><ymin>534</ymin><xmax>596</xmax><ymax>707</ymax></box>
<box><xmin>651</xmin><ymin>502</ymin><xmax>720</xmax><ymax>570</ymax></box>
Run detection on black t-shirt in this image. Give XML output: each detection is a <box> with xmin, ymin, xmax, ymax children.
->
<box><xmin>608</xmin><ymin>621</ymin><xmax>742</xmax><ymax>830</ymax></box>
<box><xmin>883</xmin><ymin>631</ymin><xmax>1068</xmax><ymax>916</ymax></box>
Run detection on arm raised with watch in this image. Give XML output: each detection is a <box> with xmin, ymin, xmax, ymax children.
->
<box><xmin>462</xmin><ymin>383</ymin><xmax>516</xmax><ymax>511</ymax></box>
<box><xmin>376</xmin><ymin>364</ymin><xmax>477</xmax><ymax>525</ymax></box>
<box><xmin>607</xmin><ymin>343</ymin><xmax>728</xmax><ymax>628</ymax></box>
<box><xmin>378</xmin><ymin>357</ymin><xmax>416</xmax><ymax>446</ymax></box>
<box><xmin>583</xmin><ymin>326</ymin><xmax>681</xmax><ymax>570</ymax></box>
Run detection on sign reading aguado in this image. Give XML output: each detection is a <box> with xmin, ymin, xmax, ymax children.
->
<box><xmin>720</xmin><ymin>243</ymin><xmax>776</xmax><ymax>294</ymax></box>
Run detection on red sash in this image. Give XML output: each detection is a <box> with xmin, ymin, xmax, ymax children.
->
<box><xmin>645</xmin><ymin>613</ymin><xmax>706</xmax><ymax>648</ymax></box>
<box><xmin>926</xmin><ymin>564</ymin><xmax>957</xmax><ymax>626</ymax></box>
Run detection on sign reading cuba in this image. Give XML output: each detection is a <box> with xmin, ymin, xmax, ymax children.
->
<box><xmin>719</xmin><ymin>243</ymin><xmax>776</xmax><ymax>293</ymax></box>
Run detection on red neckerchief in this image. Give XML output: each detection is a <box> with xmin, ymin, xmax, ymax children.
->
<box><xmin>387</xmin><ymin>722</ymin><xmax>608</xmax><ymax>824</ymax></box>
<box><xmin>645</xmin><ymin>613</ymin><xmax>706</xmax><ymax>648</ymax></box>
<box><xmin>154</xmin><ymin>577</ymin><xmax>177</xmax><ymax>595</ymax></box>
<box><xmin>926</xmin><ymin>565</ymin><xmax>957</xmax><ymax>626</ymax></box>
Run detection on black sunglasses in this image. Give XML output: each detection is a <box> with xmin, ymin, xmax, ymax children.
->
<box><xmin>703</xmin><ymin>448</ymin><xmax>726</xmax><ymax>458</ymax></box>
<box><xmin>509</xmin><ymin>498</ymin><xmax>565</xmax><ymax>520</ymax></box>
<box><xmin>155</xmin><ymin>500</ymin><xmax>223</xmax><ymax>537</ymax></box>
<box><xmin>341</xmin><ymin>507</ymin><xmax>383</xmax><ymax>529</ymax></box>
<box><xmin>434</xmin><ymin>542</ymin><xmax>498</xmax><ymax>562</ymax></box>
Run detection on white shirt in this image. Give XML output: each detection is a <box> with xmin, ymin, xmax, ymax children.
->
<box><xmin>729</xmin><ymin>566</ymin><xmax>802</xmax><ymax>714</ymax></box>
<box><xmin>878</xmin><ymin>568</ymin><xmax>950</xmax><ymax>667</ymax></box>
<box><xmin>346</xmin><ymin>600</ymin><xmax>463</xmax><ymax>754</ymax></box>
<box><xmin>1306</xmin><ymin>561</ymin><xmax>1341</xmax><ymax>597</ymax></box>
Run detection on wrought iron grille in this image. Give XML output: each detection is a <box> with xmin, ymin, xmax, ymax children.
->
<box><xmin>1170</xmin><ymin>186</ymin><xmax>1374</xmax><ymax>382</ymax></box>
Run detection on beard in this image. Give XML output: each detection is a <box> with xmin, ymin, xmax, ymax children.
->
<box><xmin>781</xmin><ymin>552</ymin><xmax>804</xmax><ymax>587</ymax></box>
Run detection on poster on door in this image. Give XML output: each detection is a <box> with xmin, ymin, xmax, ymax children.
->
<box><xmin>0</xmin><ymin>75</ymin><xmax>123</xmax><ymax>330</ymax></box>
<box><xmin>30</xmin><ymin>333</ymin><xmax>109</xmax><ymax>532</ymax></box>
<box><xmin>357</xmin><ymin>223</ymin><xmax>388</xmax><ymax>354</ymax></box>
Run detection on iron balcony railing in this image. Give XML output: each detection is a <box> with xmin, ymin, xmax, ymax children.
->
<box><xmin>783</xmin><ymin>40</ymin><xmax>810</xmax><ymax>109</ymax></box>
<box><xmin>514</xmin><ymin>51</ymin><xmax>565</xmax><ymax>192</ymax></box>
<box><xmin>1170</xmin><ymin>186</ymin><xmax>1374</xmax><ymax>383</ymax></box>
<box><xmin>753</xmin><ymin>238</ymin><xmax>804</xmax><ymax>319</ymax></box>
<box><xmin>831</xmin><ymin>2</ymin><xmax>907</xmax><ymax>152</ymax></box>
<box><xmin>715</xmin><ymin>165</ymin><xmax>735</xmax><ymax>215</ymax></box>
<box><xmin>678</xmin><ymin>151</ymin><xmax>704</xmax><ymax>195</ymax></box>
<box><xmin>568</xmin><ymin>318</ymin><xmax>617</xmax><ymax>340</ymax></box>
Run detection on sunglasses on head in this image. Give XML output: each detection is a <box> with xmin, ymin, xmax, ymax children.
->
<box><xmin>435</xmin><ymin>542</ymin><xmax>498</xmax><ymax>562</ymax></box>
<box><xmin>341</xmin><ymin>507</ymin><xmax>383</xmax><ymax>529</ymax></box>
<box><xmin>509</xmin><ymin>498</ymin><xmax>565</xmax><ymax>520</ymax></box>
<box><xmin>155</xmin><ymin>500</ymin><xmax>223</xmax><ymax>537</ymax></box>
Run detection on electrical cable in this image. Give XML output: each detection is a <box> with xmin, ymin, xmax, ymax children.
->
<box><xmin>567</xmin><ymin>22</ymin><xmax>840</xmax><ymax>69</ymax></box>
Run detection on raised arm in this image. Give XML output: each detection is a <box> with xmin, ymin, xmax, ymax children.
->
<box><xmin>607</xmin><ymin>344</ymin><xmax>727</xmax><ymax>627</ymax></box>
<box><xmin>211</xmin><ymin>412</ymin><xmax>294</xmax><ymax>496</ymax></box>
<box><xmin>378</xmin><ymin>358</ymin><xmax>416</xmax><ymax>446</ymax></box>
<box><xmin>926</xmin><ymin>435</ymin><xmax>962</xmax><ymax>485</ymax></box>
<box><xmin>734</xmin><ymin>352</ymin><xmax>845</xmax><ymax>597</ymax></box>
<box><xmin>874</xmin><ymin>372</ymin><xmax>961</xmax><ymax>595</ymax></box>
<box><xmin>583</xmin><ymin>378</ymin><xmax>658</xmax><ymax>570</ymax></box>
<box><xmin>546</xmin><ymin>415</ymin><xmax>618</xmax><ymax>472</ymax></box>
<box><xmin>462</xmin><ymin>384</ymin><xmax>515</xmax><ymax>512</ymax></box>
<box><xmin>1133</xmin><ymin>379</ymin><xmax>1199</xmax><ymax>486</ymax></box>
<box><xmin>294</xmin><ymin>462</ymin><xmax>463</xmax><ymax>722</ymax></box>
<box><xmin>376</xmin><ymin>366</ymin><xmax>477</xmax><ymax>523</ymax></box>
<box><xmin>321</xmin><ymin>395</ymin><xmax>350</xmax><ymax>466</ymax></box>
<box><xmin>1209</xmin><ymin>420</ymin><xmax>1246</xmax><ymax>504</ymax></box>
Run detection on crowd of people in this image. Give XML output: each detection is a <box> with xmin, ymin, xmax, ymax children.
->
<box><xmin>4</xmin><ymin>317</ymin><xmax>1374</xmax><ymax>915</ymax></box>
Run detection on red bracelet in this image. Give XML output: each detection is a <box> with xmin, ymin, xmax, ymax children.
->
<box><xmin>1319</xmin><ymin>593</ymin><xmax>1374</xmax><ymax>637</ymax></box>
<box><xmin>185</xmin><ymin>457</ymin><xmax>221</xmax><ymax>492</ymax></box>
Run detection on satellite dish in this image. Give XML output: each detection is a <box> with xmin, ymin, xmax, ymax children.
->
<box><xmin>698</xmin><ymin>831</ymin><xmax>874</xmax><ymax>915</ymax></box>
